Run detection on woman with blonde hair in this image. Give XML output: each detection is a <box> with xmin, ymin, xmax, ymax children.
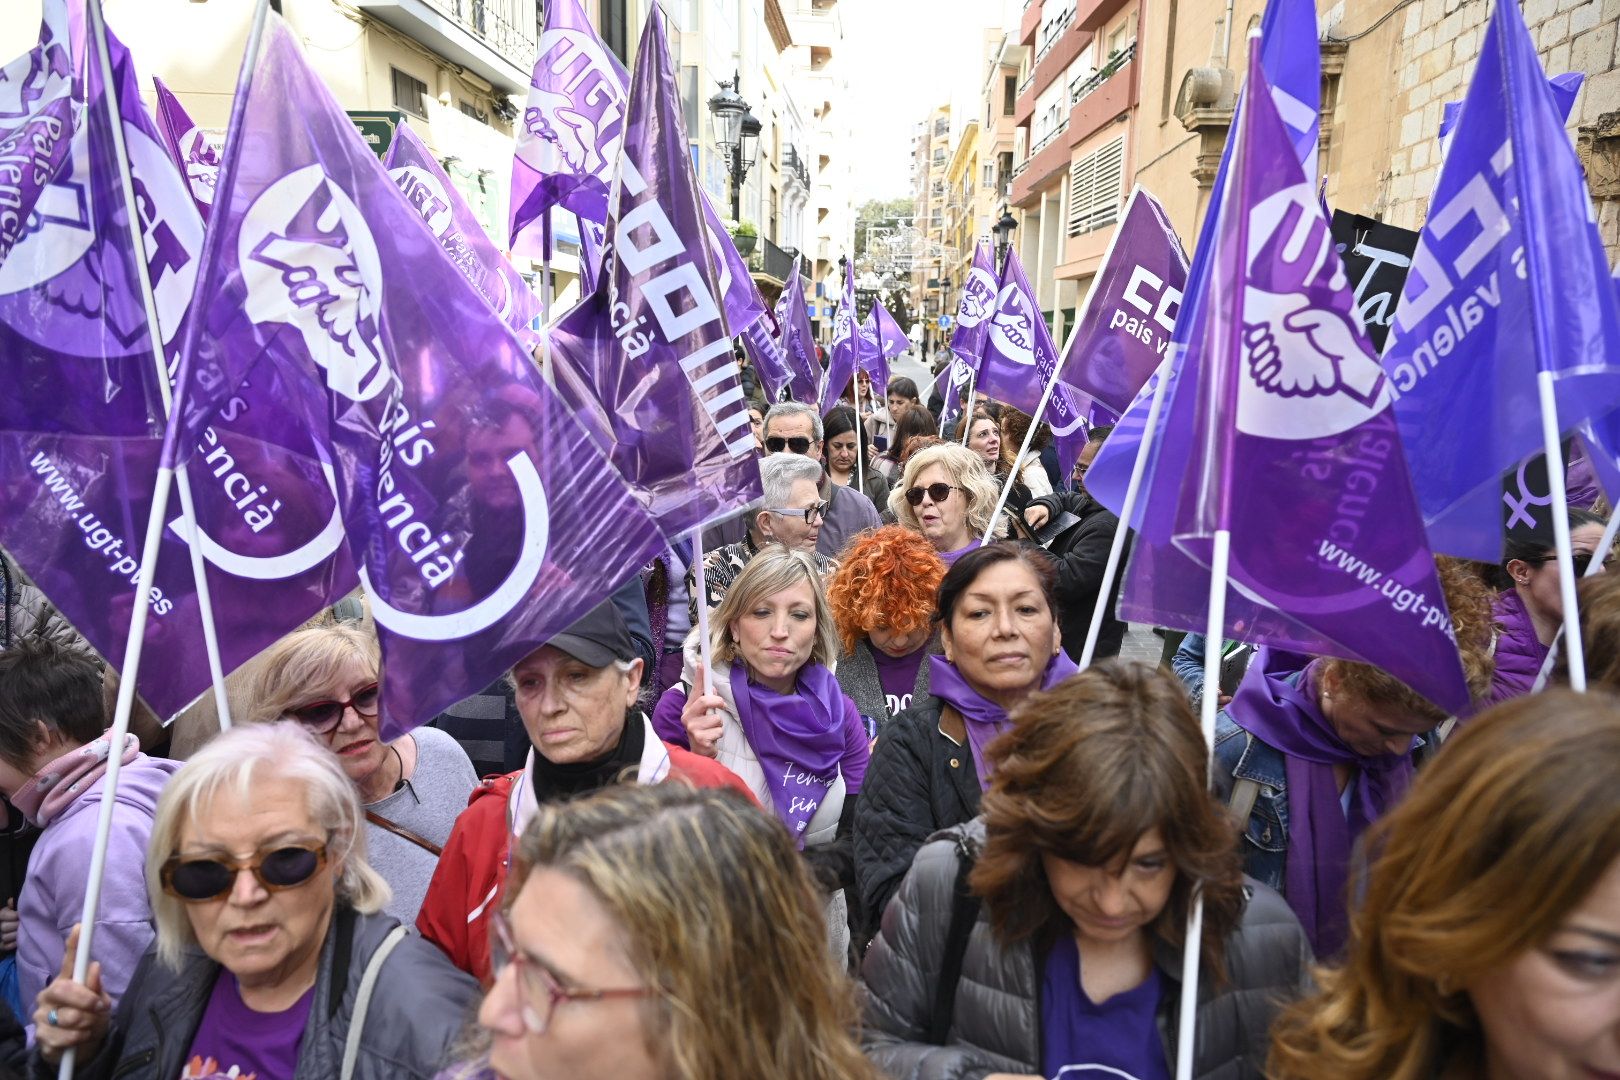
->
<box><xmin>651</xmin><ymin>546</ymin><xmax>869</xmax><ymax>954</ymax></box>
<box><xmin>439</xmin><ymin>784</ymin><xmax>882</xmax><ymax>1080</ymax></box>
<box><xmin>889</xmin><ymin>442</ymin><xmax>1008</xmax><ymax>565</ymax></box>
<box><xmin>250</xmin><ymin>622</ymin><xmax>478</xmax><ymax>923</ymax></box>
<box><xmin>863</xmin><ymin>662</ymin><xmax>1311</xmax><ymax>1078</ymax></box>
<box><xmin>33</xmin><ymin>723</ymin><xmax>477</xmax><ymax>1078</ymax></box>
<box><xmin>1268</xmin><ymin>689</ymin><xmax>1620</xmax><ymax>1080</ymax></box>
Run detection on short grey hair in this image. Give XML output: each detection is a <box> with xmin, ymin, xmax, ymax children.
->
<box><xmin>146</xmin><ymin>723</ymin><xmax>390</xmax><ymax>971</ymax></box>
<box><xmin>758</xmin><ymin>452</ymin><xmax>825</xmax><ymax>513</ymax></box>
<box><xmin>763</xmin><ymin>401</ymin><xmax>823</xmax><ymax>442</ymax></box>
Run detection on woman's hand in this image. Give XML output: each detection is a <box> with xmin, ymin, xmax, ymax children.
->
<box><xmin>0</xmin><ymin>898</ymin><xmax>17</xmax><ymax>952</ymax></box>
<box><xmin>681</xmin><ymin>662</ymin><xmax>727</xmax><ymax>759</ymax></box>
<box><xmin>1023</xmin><ymin>503</ymin><xmax>1050</xmax><ymax>530</ymax></box>
<box><xmin>34</xmin><ymin>925</ymin><xmax>111</xmax><ymax>1065</ymax></box>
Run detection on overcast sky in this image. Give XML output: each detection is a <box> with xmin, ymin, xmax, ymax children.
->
<box><xmin>841</xmin><ymin>0</ymin><xmax>1020</xmax><ymax>204</ymax></box>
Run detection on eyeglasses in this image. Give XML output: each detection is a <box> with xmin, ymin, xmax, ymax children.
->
<box><xmin>489</xmin><ymin>910</ymin><xmax>654</xmax><ymax>1034</ymax></box>
<box><xmin>769</xmin><ymin>501</ymin><xmax>827</xmax><ymax>526</ymax></box>
<box><xmin>764</xmin><ymin>436</ymin><xmax>814</xmax><ymax>454</ymax></box>
<box><xmin>161</xmin><ymin>842</ymin><xmax>328</xmax><ymax>903</ymax></box>
<box><xmin>1532</xmin><ymin>551</ymin><xmax>1608</xmax><ymax>577</ymax></box>
<box><xmin>904</xmin><ymin>482</ymin><xmax>960</xmax><ymax>507</ymax></box>
<box><xmin>287</xmin><ymin>682</ymin><xmax>380</xmax><ymax>734</ymax></box>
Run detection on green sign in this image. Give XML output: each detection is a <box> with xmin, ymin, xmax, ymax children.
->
<box><xmin>347</xmin><ymin>110</ymin><xmax>402</xmax><ymax>159</ymax></box>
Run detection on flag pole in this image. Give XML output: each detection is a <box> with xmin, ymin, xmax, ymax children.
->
<box><xmin>540</xmin><ymin>210</ymin><xmax>554</xmax><ymax>324</ymax></box>
<box><xmin>960</xmin><ymin>373</ymin><xmax>977</xmax><ymax>444</ymax></box>
<box><xmin>855</xmin><ymin>408</ymin><xmax>866</xmax><ymax>501</ymax></box>
<box><xmin>1077</xmin><ymin>362</ymin><xmax>1171</xmax><ymax>668</ymax></box>
<box><xmin>689</xmin><ymin>527</ymin><xmax>716</xmax><ymax>707</ymax></box>
<box><xmin>1538</xmin><ymin>372</ymin><xmax>1587</xmax><ymax>689</ymax></box>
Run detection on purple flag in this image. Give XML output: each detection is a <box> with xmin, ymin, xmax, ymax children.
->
<box><xmin>548</xmin><ymin>6</ymin><xmax>760</xmax><ymax>540</ymax></box>
<box><xmin>384</xmin><ymin>122</ymin><xmax>543</xmax><ymax>350</ymax></box>
<box><xmin>1439</xmin><ymin>70</ymin><xmax>1583</xmax><ymax>146</ymax></box>
<box><xmin>0</xmin><ymin>0</ymin><xmax>76</xmax><ymax>264</ymax></box>
<box><xmin>1380</xmin><ymin>0</ymin><xmax>1620</xmax><ymax>561</ymax></box>
<box><xmin>742</xmin><ymin>313</ymin><xmax>794</xmax><ymax>403</ymax></box>
<box><xmin>974</xmin><ymin>249</ymin><xmax>1089</xmax><ymax>473</ymax></box>
<box><xmin>820</xmin><ymin>270</ymin><xmax>858</xmax><ymax>415</ymax></box>
<box><xmin>776</xmin><ymin>257</ymin><xmax>824</xmax><ymax>404</ymax></box>
<box><xmin>0</xmin><ymin>19</ymin><xmax>357</xmax><ymax>719</ymax></box>
<box><xmin>150</xmin><ymin>76</ymin><xmax>221</xmax><ymax>219</ymax></box>
<box><xmin>1122</xmin><ymin>36</ymin><xmax>1470</xmax><ymax>713</ymax></box>
<box><xmin>167</xmin><ymin>13</ymin><xmax>667</xmax><ymax>740</ymax></box>
<box><xmin>949</xmin><ymin>239</ymin><xmax>1000</xmax><ymax>367</ymax></box>
<box><xmin>1059</xmin><ymin>188</ymin><xmax>1189</xmax><ymax>415</ymax></box>
<box><xmin>1259</xmin><ymin>0</ymin><xmax>1322</xmax><ymax>183</ymax></box>
<box><xmin>858</xmin><ymin>297</ymin><xmax>908</xmax><ymax>397</ymax></box>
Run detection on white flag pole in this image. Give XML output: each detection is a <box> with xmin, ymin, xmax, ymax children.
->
<box><xmin>1538</xmin><ymin>372</ymin><xmax>1586</xmax><ymax>689</ymax></box>
<box><xmin>689</xmin><ymin>527</ymin><xmax>716</xmax><ymax>705</ymax></box>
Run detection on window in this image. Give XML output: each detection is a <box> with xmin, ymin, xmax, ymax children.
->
<box><xmin>1003</xmin><ymin>74</ymin><xmax>1017</xmax><ymax>115</ymax></box>
<box><xmin>1068</xmin><ymin>137</ymin><xmax>1125</xmax><ymax>236</ymax></box>
<box><xmin>599</xmin><ymin>0</ymin><xmax>629</xmax><ymax>65</ymax></box>
<box><xmin>459</xmin><ymin>100</ymin><xmax>488</xmax><ymax>125</ymax></box>
<box><xmin>391</xmin><ymin>68</ymin><xmax>428</xmax><ymax>118</ymax></box>
<box><xmin>680</xmin><ymin>65</ymin><xmax>700</xmax><ymax>143</ymax></box>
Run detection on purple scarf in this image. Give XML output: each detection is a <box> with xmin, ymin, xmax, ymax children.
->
<box><xmin>928</xmin><ymin>651</ymin><xmax>1079</xmax><ymax>790</ymax></box>
<box><xmin>1230</xmin><ymin>649</ymin><xmax>1418</xmax><ymax>957</ymax></box>
<box><xmin>729</xmin><ymin>663</ymin><xmax>846</xmax><ymax>846</ymax></box>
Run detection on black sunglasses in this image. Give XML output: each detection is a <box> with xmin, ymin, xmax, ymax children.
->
<box><xmin>161</xmin><ymin>842</ymin><xmax>328</xmax><ymax>903</ymax></box>
<box><xmin>288</xmin><ymin>682</ymin><xmax>380</xmax><ymax>734</ymax></box>
<box><xmin>904</xmin><ymin>482</ymin><xmax>959</xmax><ymax>507</ymax></box>
<box><xmin>1532</xmin><ymin>551</ymin><xmax>1606</xmax><ymax>577</ymax></box>
<box><xmin>765</xmin><ymin>436</ymin><xmax>813</xmax><ymax>454</ymax></box>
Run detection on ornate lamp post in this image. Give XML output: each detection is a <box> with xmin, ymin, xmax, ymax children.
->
<box><xmin>707</xmin><ymin>73</ymin><xmax>761</xmax><ymax>223</ymax></box>
<box><xmin>993</xmin><ymin>208</ymin><xmax>1019</xmax><ymax>269</ymax></box>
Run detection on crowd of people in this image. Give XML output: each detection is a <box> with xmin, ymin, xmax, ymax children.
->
<box><xmin>0</xmin><ymin>350</ymin><xmax>1617</xmax><ymax>1080</ymax></box>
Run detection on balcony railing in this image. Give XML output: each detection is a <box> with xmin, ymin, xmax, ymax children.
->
<box><xmin>1069</xmin><ymin>41</ymin><xmax>1135</xmax><ymax>106</ymax></box>
<box><xmin>1027</xmin><ymin>117</ymin><xmax>1069</xmax><ymax>159</ymax></box>
<box><xmin>1018</xmin><ymin>71</ymin><xmax>1035</xmax><ymax>94</ymax></box>
<box><xmin>748</xmin><ymin>237</ymin><xmax>797</xmax><ymax>282</ymax></box>
<box><xmin>430</xmin><ymin>0</ymin><xmax>537</xmax><ymax>71</ymax></box>
<box><xmin>1034</xmin><ymin>5</ymin><xmax>1074</xmax><ymax>61</ymax></box>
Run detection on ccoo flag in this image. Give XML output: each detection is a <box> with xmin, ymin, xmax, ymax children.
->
<box><xmin>0</xmin><ymin>17</ymin><xmax>357</xmax><ymax>719</ymax></box>
<box><xmin>1059</xmin><ymin>187</ymin><xmax>1189</xmax><ymax>415</ymax></box>
<box><xmin>548</xmin><ymin>5</ymin><xmax>761</xmax><ymax>539</ymax></box>
<box><xmin>1380</xmin><ymin>0</ymin><xmax>1620</xmax><ymax>561</ymax></box>
<box><xmin>0</xmin><ymin>0</ymin><xmax>76</xmax><ymax>265</ymax></box>
<box><xmin>776</xmin><ymin>255</ymin><xmax>824</xmax><ymax>404</ymax></box>
<box><xmin>384</xmin><ymin>121</ymin><xmax>543</xmax><ymax>350</ymax></box>
<box><xmin>1121</xmin><ymin>34</ymin><xmax>1471</xmax><ymax>717</ymax></box>
<box><xmin>167</xmin><ymin>12</ymin><xmax>667</xmax><ymax>740</ymax></box>
<box><xmin>821</xmin><ymin>269</ymin><xmax>858</xmax><ymax>415</ymax></box>
<box><xmin>151</xmin><ymin>77</ymin><xmax>223</xmax><ymax>219</ymax></box>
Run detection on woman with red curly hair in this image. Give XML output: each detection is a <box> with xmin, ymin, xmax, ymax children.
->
<box><xmin>827</xmin><ymin>527</ymin><xmax>947</xmax><ymax>734</ymax></box>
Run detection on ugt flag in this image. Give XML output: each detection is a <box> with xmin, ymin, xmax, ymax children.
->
<box><xmin>776</xmin><ymin>254</ymin><xmax>825</xmax><ymax>404</ymax></box>
<box><xmin>151</xmin><ymin>77</ymin><xmax>222</xmax><ymax>219</ymax></box>
<box><xmin>0</xmin><ymin>0</ymin><xmax>76</xmax><ymax>264</ymax></box>
<box><xmin>1059</xmin><ymin>187</ymin><xmax>1189</xmax><ymax>415</ymax></box>
<box><xmin>1380</xmin><ymin>0</ymin><xmax>1620</xmax><ymax>561</ymax></box>
<box><xmin>939</xmin><ymin>239</ymin><xmax>1000</xmax><ymax>430</ymax></box>
<box><xmin>548</xmin><ymin>5</ymin><xmax>760</xmax><ymax>540</ymax></box>
<box><xmin>0</xmin><ymin>18</ymin><xmax>356</xmax><ymax>720</ymax></box>
<box><xmin>1122</xmin><ymin>34</ymin><xmax>1470</xmax><ymax>715</ymax></box>
<box><xmin>384</xmin><ymin>121</ymin><xmax>543</xmax><ymax>350</ymax></box>
<box><xmin>168</xmin><ymin>11</ymin><xmax>667</xmax><ymax>739</ymax></box>
<box><xmin>821</xmin><ymin>269</ymin><xmax>858</xmax><ymax>415</ymax></box>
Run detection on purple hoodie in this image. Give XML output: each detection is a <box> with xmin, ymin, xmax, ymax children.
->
<box><xmin>1487</xmin><ymin>588</ymin><xmax>1548</xmax><ymax>706</ymax></box>
<box><xmin>18</xmin><ymin>753</ymin><xmax>179</xmax><ymax>1016</ymax></box>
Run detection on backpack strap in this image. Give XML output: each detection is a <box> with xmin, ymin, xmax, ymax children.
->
<box><xmin>1228</xmin><ymin>777</ymin><xmax>1263</xmax><ymax>826</ymax></box>
<box><xmin>926</xmin><ymin>834</ymin><xmax>982</xmax><ymax>1046</ymax></box>
<box><xmin>341</xmin><ymin>924</ymin><xmax>409</xmax><ymax>1080</ymax></box>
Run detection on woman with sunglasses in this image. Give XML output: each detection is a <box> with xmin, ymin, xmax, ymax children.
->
<box><xmin>32</xmin><ymin>723</ymin><xmax>478</xmax><ymax>1079</ymax></box>
<box><xmin>890</xmin><ymin>442</ymin><xmax>1008</xmax><ymax>566</ymax></box>
<box><xmin>437</xmin><ymin>784</ymin><xmax>881</xmax><ymax>1080</ymax></box>
<box><xmin>854</xmin><ymin>543</ymin><xmax>1075</xmax><ymax>932</ymax></box>
<box><xmin>249</xmin><ymin>622</ymin><xmax>478</xmax><ymax>924</ymax></box>
<box><xmin>822</xmin><ymin>405</ymin><xmax>891</xmax><ymax>515</ymax></box>
<box><xmin>1486</xmin><ymin>507</ymin><xmax>1606</xmax><ymax>705</ymax></box>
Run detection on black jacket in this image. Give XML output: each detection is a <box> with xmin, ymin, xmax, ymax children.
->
<box><xmin>853</xmin><ymin>698</ymin><xmax>981</xmax><ymax>931</ymax></box>
<box><xmin>862</xmin><ymin>822</ymin><xmax>1315</xmax><ymax>1080</ymax></box>
<box><xmin>1029</xmin><ymin>488</ymin><xmax>1129</xmax><ymax>663</ymax></box>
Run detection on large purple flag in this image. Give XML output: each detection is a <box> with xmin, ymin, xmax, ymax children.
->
<box><xmin>167</xmin><ymin>13</ymin><xmax>667</xmax><ymax>739</ymax></box>
<box><xmin>776</xmin><ymin>257</ymin><xmax>824</xmax><ymax>404</ymax></box>
<box><xmin>1380</xmin><ymin>0</ymin><xmax>1620</xmax><ymax>561</ymax></box>
<box><xmin>1122</xmin><ymin>37</ymin><xmax>1470</xmax><ymax>713</ymax></box>
<box><xmin>151</xmin><ymin>77</ymin><xmax>222</xmax><ymax>219</ymax></box>
<box><xmin>0</xmin><ymin>20</ymin><xmax>356</xmax><ymax>719</ymax></box>
<box><xmin>949</xmin><ymin>239</ymin><xmax>999</xmax><ymax>367</ymax></box>
<box><xmin>1059</xmin><ymin>188</ymin><xmax>1189</xmax><ymax>415</ymax></box>
<box><xmin>0</xmin><ymin>0</ymin><xmax>76</xmax><ymax>265</ymax></box>
<box><xmin>384</xmin><ymin>122</ymin><xmax>543</xmax><ymax>350</ymax></box>
<box><xmin>547</xmin><ymin>6</ymin><xmax>759</xmax><ymax>540</ymax></box>
<box><xmin>820</xmin><ymin>270</ymin><xmax>858</xmax><ymax>415</ymax></box>
<box><xmin>974</xmin><ymin>249</ymin><xmax>1089</xmax><ymax>471</ymax></box>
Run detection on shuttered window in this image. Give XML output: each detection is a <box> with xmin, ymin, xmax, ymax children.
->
<box><xmin>1067</xmin><ymin>136</ymin><xmax>1124</xmax><ymax>236</ymax></box>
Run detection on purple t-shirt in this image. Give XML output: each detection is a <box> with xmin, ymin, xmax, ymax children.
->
<box><xmin>1041</xmin><ymin>933</ymin><xmax>1171</xmax><ymax>1080</ymax></box>
<box><xmin>869</xmin><ymin>645</ymin><xmax>927</xmax><ymax>718</ymax></box>
<box><xmin>183</xmin><ymin>970</ymin><xmax>316</xmax><ymax>1080</ymax></box>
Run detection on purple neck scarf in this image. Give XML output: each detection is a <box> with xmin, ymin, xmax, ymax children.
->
<box><xmin>729</xmin><ymin>662</ymin><xmax>845</xmax><ymax>846</ymax></box>
<box><xmin>928</xmin><ymin>651</ymin><xmax>1079</xmax><ymax>790</ymax></box>
<box><xmin>1230</xmin><ymin>649</ymin><xmax>1419</xmax><ymax>957</ymax></box>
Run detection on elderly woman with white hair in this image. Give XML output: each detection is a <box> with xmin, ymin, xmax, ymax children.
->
<box><xmin>654</xmin><ymin>547</ymin><xmax>870</xmax><ymax>957</ymax></box>
<box><xmin>686</xmin><ymin>452</ymin><xmax>840</xmax><ymax>622</ymax></box>
<box><xmin>31</xmin><ymin>723</ymin><xmax>478</xmax><ymax>1080</ymax></box>
<box><xmin>889</xmin><ymin>442</ymin><xmax>1008</xmax><ymax>566</ymax></box>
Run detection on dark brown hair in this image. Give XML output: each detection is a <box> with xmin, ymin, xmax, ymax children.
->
<box><xmin>970</xmin><ymin>660</ymin><xmax>1245</xmax><ymax>972</ymax></box>
<box><xmin>933</xmin><ymin>541</ymin><xmax>1061</xmax><ymax>629</ymax></box>
<box><xmin>1554</xmin><ymin>570</ymin><xmax>1620</xmax><ymax>690</ymax></box>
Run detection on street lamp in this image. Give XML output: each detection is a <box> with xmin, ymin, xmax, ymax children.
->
<box><xmin>708</xmin><ymin>73</ymin><xmax>761</xmax><ymax>222</ymax></box>
<box><xmin>993</xmin><ymin>209</ymin><xmax>1018</xmax><ymax>268</ymax></box>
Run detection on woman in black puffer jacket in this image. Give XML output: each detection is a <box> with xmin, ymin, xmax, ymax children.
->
<box><xmin>862</xmin><ymin>662</ymin><xmax>1313</xmax><ymax>1080</ymax></box>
